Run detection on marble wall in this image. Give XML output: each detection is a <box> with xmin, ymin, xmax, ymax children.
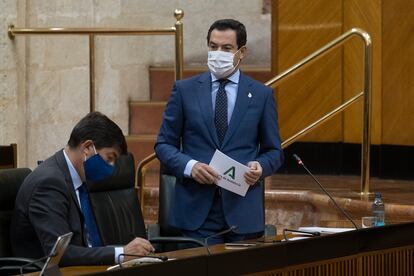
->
<box><xmin>0</xmin><ymin>0</ymin><xmax>271</xmax><ymax>168</ymax></box>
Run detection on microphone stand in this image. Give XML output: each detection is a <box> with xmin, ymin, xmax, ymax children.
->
<box><xmin>293</xmin><ymin>154</ymin><xmax>359</xmax><ymax>230</ymax></box>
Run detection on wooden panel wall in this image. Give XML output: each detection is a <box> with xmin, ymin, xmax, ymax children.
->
<box><xmin>274</xmin><ymin>0</ymin><xmax>343</xmax><ymax>142</ymax></box>
<box><xmin>343</xmin><ymin>0</ymin><xmax>382</xmax><ymax>144</ymax></box>
<box><xmin>382</xmin><ymin>0</ymin><xmax>414</xmax><ymax>145</ymax></box>
<box><xmin>272</xmin><ymin>0</ymin><xmax>414</xmax><ymax>146</ymax></box>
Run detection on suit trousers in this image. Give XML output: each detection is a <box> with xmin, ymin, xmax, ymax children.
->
<box><xmin>180</xmin><ymin>188</ymin><xmax>263</xmax><ymax>246</ymax></box>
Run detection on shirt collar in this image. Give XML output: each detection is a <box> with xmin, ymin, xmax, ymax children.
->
<box><xmin>63</xmin><ymin>149</ymin><xmax>83</xmax><ymax>190</ymax></box>
<box><xmin>211</xmin><ymin>69</ymin><xmax>240</xmax><ymax>84</ymax></box>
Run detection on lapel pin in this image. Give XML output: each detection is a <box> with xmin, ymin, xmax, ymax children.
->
<box><xmin>248</xmin><ymin>92</ymin><xmax>252</xmax><ymax>98</ymax></box>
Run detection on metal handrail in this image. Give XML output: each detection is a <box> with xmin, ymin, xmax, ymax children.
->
<box><xmin>135</xmin><ymin>28</ymin><xmax>372</xmax><ymax>208</ymax></box>
<box><xmin>267</xmin><ymin>28</ymin><xmax>372</xmax><ymax>196</ymax></box>
<box><xmin>136</xmin><ymin>152</ymin><xmax>156</xmax><ymax>207</ymax></box>
<box><xmin>8</xmin><ymin>9</ymin><xmax>184</xmax><ymax>111</ymax></box>
<box><xmin>8</xmin><ymin>27</ymin><xmax>176</xmax><ymax>36</ymax></box>
<box><xmin>281</xmin><ymin>92</ymin><xmax>364</xmax><ymax>148</ymax></box>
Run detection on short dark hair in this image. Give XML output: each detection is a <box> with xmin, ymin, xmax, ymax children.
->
<box><xmin>68</xmin><ymin>112</ymin><xmax>127</xmax><ymax>155</ymax></box>
<box><xmin>207</xmin><ymin>19</ymin><xmax>247</xmax><ymax>49</ymax></box>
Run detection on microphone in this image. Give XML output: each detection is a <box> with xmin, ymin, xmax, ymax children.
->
<box><xmin>204</xmin><ymin>225</ymin><xmax>238</xmax><ymax>255</ymax></box>
<box><xmin>117</xmin><ymin>254</ymin><xmax>168</xmax><ymax>268</ymax></box>
<box><xmin>293</xmin><ymin>154</ymin><xmax>358</xmax><ymax>230</ymax></box>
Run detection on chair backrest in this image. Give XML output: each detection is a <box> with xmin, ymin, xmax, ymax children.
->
<box><xmin>87</xmin><ymin>153</ymin><xmax>147</xmax><ymax>245</ymax></box>
<box><xmin>158</xmin><ymin>168</ymin><xmax>182</xmax><ymax>237</ymax></box>
<box><xmin>0</xmin><ymin>144</ymin><xmax>17</xmax><ymax>169</ymax></box>
<box><xmin>156</xmin><ymin>168</ymin><xmax>209</xmax><ymax>252</ymax></box>
<box><xmin>0</xmin><ymin>168</ymin><xmax>32</xmax><ymax>257</ymax></box>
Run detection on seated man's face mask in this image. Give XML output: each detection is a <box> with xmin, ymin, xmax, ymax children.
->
<box><xmin>83</xmin><ymin>145</ymin><xmax>115</xmax><ymax>182</ymax></box>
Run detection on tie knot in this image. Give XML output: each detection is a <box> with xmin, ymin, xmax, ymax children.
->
<box><xmin>218</xmin><ymin>79</ymin><xmax>229</xmax><ymax>87</ymax></box>
<box><xmin>78</xmin><ymin>184</ymin><xmax>87</xmax><ymax>193</ymax></box>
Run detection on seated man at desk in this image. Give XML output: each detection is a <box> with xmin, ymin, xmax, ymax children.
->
<box><xmin>11</xmin><ymin>112</ymin><xmax>154</xmax><ymax>266</ymax></box>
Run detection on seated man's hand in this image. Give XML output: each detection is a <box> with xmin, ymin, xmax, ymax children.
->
<box><xmin>123</xmin><ymin>237</ymin><xmax>155</xmax><ymax>261</ymax></box>
<box><xmin>191</xmin><ymin>162</ymin><xmax>219</xmax><ymax>184</ymax></box>
<box><xmin>244</xmin><ymin>161</ymin><xmax>262</xmax><ymax>186</ymax></box>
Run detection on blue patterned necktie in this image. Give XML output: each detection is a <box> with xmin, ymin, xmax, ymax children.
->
<box><xmin>78</xmin><ymin>184</ymin><xmax>102</xmax><ymax>247</ymax></box>
<box><xmin>215</xmin><ymin>79</ymin><xmax>230</xmax><ymax>145</ymax></box>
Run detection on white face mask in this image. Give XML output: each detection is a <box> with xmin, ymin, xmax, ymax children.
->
<box><xmin>207</xmin><ymin>50</ymin><xmax>241</xmax><ymax>79</ymax></box>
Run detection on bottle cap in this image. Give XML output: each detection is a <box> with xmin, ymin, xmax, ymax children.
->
<box><xmin>375</xmin><ymin>192</ymin><xmax>381</xmax><ymax>197</ymax></box>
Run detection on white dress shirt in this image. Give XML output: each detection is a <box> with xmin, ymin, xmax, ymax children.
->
<box><xmin>184</xmin><ymin>70</ymin><xmax>241</xmax><ymax>177</ymax></box>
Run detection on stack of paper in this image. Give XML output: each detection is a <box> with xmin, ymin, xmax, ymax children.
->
<box><xmin>298</xmin><ymin>227</ymin><xmax>355</xmax><ymax>234</ymax></box>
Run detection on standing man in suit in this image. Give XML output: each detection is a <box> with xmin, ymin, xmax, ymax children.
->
<box><xmin>11</xmin><ymin>112</ymin><xmax>154</xmax><ymax>266</ymax></box>
<box><xmin>155</xmin><ymin>19</ymin><xmax>284</xmax><ymax>244</ymax></box>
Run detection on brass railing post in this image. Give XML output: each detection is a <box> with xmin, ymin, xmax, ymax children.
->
<box><xmin>89</xmin><ymin>34</ymin><xmax>95</xmax><ymax>112</ymax></box>
<box><xmin>174</xmin><ymin>9</ymin><xmax>184</xmax><ymax>81</ymax></box>
<box><xmin>361</xmin><ymin>32</ymin><xmax>372</xmax><ymax>196</ymax></box>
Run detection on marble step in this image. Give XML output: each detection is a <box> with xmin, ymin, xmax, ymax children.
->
<box><xmin>149</xmin><ymin>66</ymin><xmax>274</xmax><ymax>101</ymax></box>
<box><xmin>129</xmin><ymin>101</ymin><xmax>166</xmax><ymax>135</ymax></box>
<box><xmin>126</xmin><ymin>135</ymin><xmax>159</xmax><ymax>171</ymax></box>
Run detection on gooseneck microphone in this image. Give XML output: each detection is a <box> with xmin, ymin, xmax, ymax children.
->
<box><xmin>117</xmin><ymin>253</ymin><xmax>168</xmax><ymax>268</ymax></box>
<box><xmin>204</xmin><ymin>225</ymin><xmax>238</xmax><ymax>255</ymax></box>
<box><xmin>293</xmin><ymin>154</ymin><xmax>358</xmax><ymax>230</ymax></box>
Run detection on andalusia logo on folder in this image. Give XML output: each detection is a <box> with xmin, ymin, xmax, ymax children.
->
<box><xmin>223</xmin><ymin>166</ymin><xmax>236</xmax><ymax>180</ymax></box>
<box><xmin>209</xmin><ymin>150</ymin><xmax>250</xmax><ymax>197</ymax></box>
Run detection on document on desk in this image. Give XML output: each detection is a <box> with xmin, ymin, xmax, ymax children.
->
<box><xmin>209</xmin><ymin>150</ymin><xmax>249</xmax><ymax>197</ymax></box>
<box><xmin>298</xmin><ymin>227</ymin><xmax>354</xmax><ymax>234</ymax></box>
<box><xmin>107</xmin><ymin>257</ymin><xmax>164</xmax><ymax>270</ymax></box>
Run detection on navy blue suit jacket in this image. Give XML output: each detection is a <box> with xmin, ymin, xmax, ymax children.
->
<box><xmin>155</xmin><ymin>71</ymin><xmax>283</xmax><ymax>234</ymax></box>
<box><xmin>10</xmin><ymin>150</ymin><xmax>115</xmax><ymax>266</ymax></box>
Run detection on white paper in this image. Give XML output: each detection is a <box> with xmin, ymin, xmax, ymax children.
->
<box><xmin>298</xmin><ymin>227</ymin><xmax>354</xmax><ymax>234</ymax></box>
<box><xmin>107</xmin><ymin>257</ymin><xmax>164</xmax><ymax>270</ymax></box>
<box><xmin>281</xmin><ymin>236</ymin><xmax>311</xmax><ymax>242</ymax></box>
<box><xmin>209</xmin><ymin>150</ymin><xmax>250</xmax><ymax>197</ymax></box>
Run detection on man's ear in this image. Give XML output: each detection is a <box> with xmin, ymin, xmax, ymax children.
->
<box><xmin>238</xmin><ymin>46</ymin><xmax>247</xmax><ymax>60</ymax></box>
<box><xmin>80</xmin><ymin>140</ymin><xmax>94</xmax><ymax>155</ymax></box>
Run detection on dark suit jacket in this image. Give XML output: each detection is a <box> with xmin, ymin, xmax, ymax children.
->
<box><xmin>10</xmin><ymin>150</ymin><xmax>115</xmax><ymax>266</ymax></box>
<box><xmin>155</xmin><ymin>71</ymin><xmax>284</xmax><ymax>234</ymax></box>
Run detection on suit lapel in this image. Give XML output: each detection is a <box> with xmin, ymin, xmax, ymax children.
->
<box><xmin>55</xmin><ymin>150</ymin><xmax>82</xmax><ymax>213</ymax></box>
<box><xmin>55</xmin><ymin>150</ymin><xmax>89</xmax><ymax>246</ymax></box>
<box><xmin>222</xmin><ymin>73</ymin><xmax>253</xmax><ymax>147</ymax></box>
<box><xmin>197</xmin><ymin>72</ymin><xmax>220</xmax><ymax>147</ymax></box>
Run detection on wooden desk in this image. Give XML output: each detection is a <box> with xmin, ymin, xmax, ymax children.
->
<box><xmin>30</xmin><ymin>222</ymin><xmax>414</xmax><ymax>275</ymax></box>
<box><xmin>55</xmin><ymin>241</ymin><xmax>272</xmax><ymax>275</ymax></box>
<box><xmin>57</xmin><ymin>265</ymin><xmax>107</xmax><ymax>275</ymax></box>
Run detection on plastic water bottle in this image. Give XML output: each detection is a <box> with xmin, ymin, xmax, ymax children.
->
<box><xmin>372</xmin><ymin>192</ymin><xmax>385</xmax><ymax>226</ymax></box>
